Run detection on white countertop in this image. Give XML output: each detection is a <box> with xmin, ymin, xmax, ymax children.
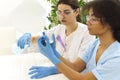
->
<box><xmin>0</xmin><ymin>53</ymin><xmax>68</xmax><ymax>80</ymax></box>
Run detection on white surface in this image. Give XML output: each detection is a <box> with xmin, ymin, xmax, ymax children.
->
<box><xmin>9</xmin><ymin>0</ymin><xmax>48</xmax><ymax>33</ymax></box>
<box><xmin>0</xmin><ymin>0</ymin><xmax>51</xmax><ymax>33</ymax></box>
<box><xmin>0</xmin><ymin>27</ymin><xmax>16</xmax><ymax>55</ymax></box>
<box><xmin>0</xmin><ymin>53</ymin><xmax>68</xmax><ymax>80</ymax></box>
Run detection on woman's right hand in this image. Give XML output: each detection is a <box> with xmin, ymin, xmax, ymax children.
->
<box><xmin>17</xmin><ymin>33</ymin><xmax>31</xmax><ymax>49</ymax></box>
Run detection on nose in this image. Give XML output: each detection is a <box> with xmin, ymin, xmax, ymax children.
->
<box><xmin>59</xmin><ymin>13</ymin><xmax>65</xmax><ymax>17</ymax></box>
<box><xmin>86</xmin><ymin>20</ymin><xmax>92</xmax><ymax>26</ymax></box>
<box><xmin>58</xmin><ymin>14</ymin><xmax>65</xmax><ymax>19</ymax></box>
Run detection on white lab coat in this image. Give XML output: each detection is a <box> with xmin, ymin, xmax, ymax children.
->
<box><xmin>26</xmin><ymin>22</ymin><xmax>95</xmax><ymax>62</ymax></box>
<box><xmin>45</xmin><ymin>22</ymin><xmax>95</xmax><ymax>62</ymax></box>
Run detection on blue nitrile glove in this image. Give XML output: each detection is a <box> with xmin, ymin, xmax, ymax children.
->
<box><xmin>28</xmin><ymin>66</ymin><xmax>58</xmax><ymax>79</ymax></box>
<box><xmin>50</xmin><ymin>34</ymin><xmax>60</xmax><ymax>58</ymax></box>
<box><xmin>17</xmin><ymin>33</ymin><xmax>31</xmax><ymax>49</ymax></box>
<box><xmin>38</xmin><ymin>32</ymin><xmax>60</xmax><ymax>65</ymax></box>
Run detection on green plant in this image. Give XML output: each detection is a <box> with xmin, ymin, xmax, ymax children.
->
<box><xmin>44</xmin><ymin>0</ymin><xmax>87</xmax><ymax>30</ymax></box>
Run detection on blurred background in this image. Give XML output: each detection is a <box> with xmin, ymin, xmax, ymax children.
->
<box><xmin>0</xmin><ymin>0</ymin><xmax>51</xmax><ymax>55</ymax></box>
<box><xmin>0</xmin><ymin>0</ymin><xmax>92</xmax><ymax>55</ymax></box>
<box><xmin>0</xmin><ymin>0</ymin><xmax>51</xmax><ymax>33</ymax></box>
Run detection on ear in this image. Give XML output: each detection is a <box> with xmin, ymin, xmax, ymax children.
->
<box><xmin>75</xmin><ymin>8</ymin><xmax>80</xmax><ymax>16</ymax></box>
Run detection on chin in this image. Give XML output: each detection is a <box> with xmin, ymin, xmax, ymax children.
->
<box><xmin>89</xmin><ymin>32</ymin><xmax>95</xmax><ymax>35</ymax></box>
<box><xmin>61</xmin><ymin>22</ymin><xmax>67</xmax><ymax>25</ymax></box>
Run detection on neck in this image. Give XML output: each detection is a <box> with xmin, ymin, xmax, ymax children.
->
<box><xmin>65</xmin><ymin>22</ymin><xmax>78</xmax><ymax>36</ymax></box>
<box><xmin>98</xmin><ymin>31</ymin><xmax>116</xmax><ymax>48</ymax></box>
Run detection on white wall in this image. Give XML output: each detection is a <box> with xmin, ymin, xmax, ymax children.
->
<box><xmin>0</xmin><ymin>0</ymin><xmax>51</xmax><ymax>33</ymax></box>
<box><xmin>0</xmin><ymin>0</ymin><xmax>51</xmax><ymax>55</ymax></box>
<box><xmin>0</xmin><ymin>0</ymin><xmax>93</xmax><ymax>33</ymax></box>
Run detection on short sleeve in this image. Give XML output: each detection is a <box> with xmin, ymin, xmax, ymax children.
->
<box><xmin>79</xmin><ymin>39</ymin><xmax>98</xmax><ymax>63</ymax></box>
<box><xmin>45</xmin><ymin>24</ymin><xmax>63</xmax><ymax>38</ymax></box>
<box><xmin>92</xmin><ymin>56</ymin><xmax>120</xmax><ymax>80</ymax></box>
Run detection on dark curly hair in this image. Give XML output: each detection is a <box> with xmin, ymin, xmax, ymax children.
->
<box><xmin>85</xmin><ymin>0</ymin><xmax>120</xmax><ymax>42</ymax></box>
<box><xmin>57</xmin><ymin>0</ymin><xmax>81</xmax><ymax>22</ymax></box>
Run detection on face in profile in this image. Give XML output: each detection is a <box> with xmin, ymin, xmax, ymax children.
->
<box><xmin>86</xmin><ymin>8</ymin><xmax>111</xmax><ymax>36</ymax></box>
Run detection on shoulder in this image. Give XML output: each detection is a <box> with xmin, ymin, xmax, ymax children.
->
<box><xmin>77</xmin><ymin>22</ymin><xmax>88</xmax><ymax>28</ymax></box>
<box><xmin>77</xmin><ymin>22</ymin><xmax>88</xmax><ymax>32</ymax></box>
<box><xmin>89</xmin><ymin>39</ymin><xmax>99</xmax><ymax>49</ymax></box>
<box><xmin>77</xmin><ymin>22</ymin><xmax>95</xmax><ymax>39</ymax></box>
<box><xmin>111</xmin><ymin>41</ymin><xmax>120</xmax><ymax>56</ymax></box>
<box><xmin>51</xmin><ymin>24</ymin><xmax>65</xmax><ymax>30</ymax></box>
<box><xmin>85</xmin><ymin>39</ymin><xmax>99</xmax><ymax>52</ymax></box>
<box><xmin>79</xmin><ymin>39</ymin><xmax>99</xmax><ymax>62</ymax></box>
<box><xmin>83</xmin><ymin>39</ymin><xmax>99</xmax><ymax>53</ymax></box>
<box><xmin>49</xmin><ymin>24</ymin><xmax>65</xmax><ymax>36</ymax></box>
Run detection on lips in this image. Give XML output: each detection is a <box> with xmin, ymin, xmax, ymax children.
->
<box><xmin>88</xmin><ymin>28</ymin><xmax>91</xmax><ymax>31</ymax></box>
<box><xmin>61</xmin><ymin>20</ymin><xmax>66</xmax><ymax>22</ymax></box>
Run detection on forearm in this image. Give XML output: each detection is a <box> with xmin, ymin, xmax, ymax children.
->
<box><xmin>57</xmin><ymin>62</ymin><xmax>84</xmax><ymax>80</ymax></box>
<box><xmin>31</xmin><ymin>35</ymin><xmax>40</xmax><ymax>44</ymax></box>
<box><xmin>31</xmin><ymin>31</ymin><xmax>48</xmax><ymax>44</ymax></box>
<box><xmin>59</xmin><ymin>56</ymin><xmax>76</xmax><ymax>70</ymax></box>
<box><xmin>57</xmin><ymin>62</ymin><xmax>96</xmax><ymax>80</ymax></box>
<box><xmin>59</xmin><ymin>56</ymin><xmax>85</xmax><ymax>72</ymax></box>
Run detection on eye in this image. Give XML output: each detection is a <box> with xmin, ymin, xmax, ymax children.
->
<box><xmin>91</xmin><ymin>17</ymin><xmax>100</xmax><ymax>21</ymax></box>
<box><xmin>91</xmin><ymin>18</ymin><xmax>97</xmax><ymax>21</ymax></box>
<box><xmin>64</xmin><ymin>11</ymin><xmax>71</xmax><ymax>15</ymax></box>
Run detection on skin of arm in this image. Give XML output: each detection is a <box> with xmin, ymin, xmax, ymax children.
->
<box><xmin>31</xmin><ymin>35</ymin><xmax>40</xmax><ymax>44</ymax></box>
<box><xmin>57</xmin><ymin>58</ymin><xmax>97</xmax><ymax>80</ymax></box>
<box><xmin>31</xmin><ymin>32</ymin><xmax>96</xmax><ymax>79</ymax></box>
<box><xmin>59</xmin><ymin>56</ymin><xmax>86</xmax><ymax>72</ymax></box>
